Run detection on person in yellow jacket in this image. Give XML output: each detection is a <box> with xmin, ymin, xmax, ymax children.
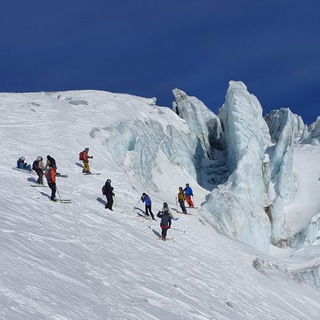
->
<box><xmin>177</xmin><ymin>187</ymin><xmax>187</xmax><ymax>214</ymax></box>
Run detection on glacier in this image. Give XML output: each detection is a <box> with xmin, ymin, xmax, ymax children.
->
<box><xmin>172</xmin><ymin>81</ymin><xmax>320</xmax><ymax>288</ymax></box>
<box><xmin>173</xmin><ymin>81</ymin><xmax>320</xmax><ymax>251</ymax></box>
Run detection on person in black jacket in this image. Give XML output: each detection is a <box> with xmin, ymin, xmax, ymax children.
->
<box><xmin>46</xmin><ymin>155</ymin><xmax>57</xmax><ymax>169</ymax></box>
<box><xmin>157</xmin><ymin>203</ymin><xmax>173</xmax><ymax>240</ymax></box>
<box><xmin>103</xmin><ymin>179</ymin><xmax>114</xmax><ymax>210</ymax></box>
<box><xmin>32</xmin><ymin>156</ymin><xmax>45</xmax><ymax>185</ymax></box>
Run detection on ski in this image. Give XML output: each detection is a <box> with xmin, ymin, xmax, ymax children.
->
<box><xmin>177</xmin><ymin>211</ymin><xmax>192</xmax><ymax>215</ymax></box>
<box><xmin>30</xmin><ymin>184</ymin><xmax>46</xmax><ymax>187</ymax></box>
<box><xmin>137</xmin><ymin>212</ymin><xmax>153</xmax><ymax>220</ymax></box>
<box><xmin>106</xmin><ymin>208</ymin><xmax>124</xmax><ymax>213</ymax></box>
<box><xmin>81</xmin><ymin>172</ymin><xmax>101</xmax><ymax>175</ymax></box>
<box><xmin>157</xmin><ymin>237</ymin><xmax>174</xmax><ymax>241</ymax></box>
<box><xmin>56</xmin><ymin>173</ymin><xmax>68</xmax><ymax>178</ymax></box>
<box><xmin>12</xmin><ymin>167</ymin><xmax>36</xmax><ymax>175</ymax></box>
<box><xmin>52</xmin><ymin>199</ymin><xmax>72</xmax><ymax>203</ymax></box>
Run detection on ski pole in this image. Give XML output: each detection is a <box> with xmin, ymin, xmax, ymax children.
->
<box><xmin>56</xmin><ymin>185</ymin><xmax>62</xmax><ymax>201</ymax></box>
<box><xmin>113</xmin><ymin>195</ymin><xmax>117</xmax><ymax>207</ymax></box>
<box><xmin>132</xmin><ymin>198</ymin><xmax>141</xmax><ymax>212</ymax></box>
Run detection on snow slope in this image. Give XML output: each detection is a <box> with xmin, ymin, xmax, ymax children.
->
<box><xmin>1</xmin><ymin>90</ymin><xmax>320</xmax><ymax>319</ymax></box>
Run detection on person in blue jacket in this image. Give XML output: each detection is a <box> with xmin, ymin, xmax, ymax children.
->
<box><xmin>141</xmin><ymin>193</ymin><xmax>155</xmax><ymax>220</ymax></box>
<box><xmin>17</xmin><ymin>156</ymin><xmax>32</xmax><ymax>171</ymax></box>
<box><xmin>184</xmin><ymin>183</ymin><xmax>194</xmax><ymax>208</ymax></box>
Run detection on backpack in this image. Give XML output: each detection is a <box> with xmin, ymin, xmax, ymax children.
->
<box><xmin>79</xmin><ymin>151</ymin><xmax>85</xmax><ymax>161</ymax></box>
<box><xmin>32</xmin><ymin>160</ymin><xmax>38</xmax><ymax>171</ymax></box>
<box><xmin>102</xmin><ymin>185</ymin><xmax>106</xmax><ymax>195</ymax></box>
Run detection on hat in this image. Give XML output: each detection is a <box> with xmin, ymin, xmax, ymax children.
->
<box><xmin>107</xmin><ymin>179</ymin><xmax>111</xmax><ymax>183</ymax></box>
<box><xmin>20</xmin><ymin>156</ymin><xmax>25</xmax><ymax>161</ymax></box>
<box><xmin>85</xmin><ymin>147</ymin><xmax>89</xmax><ymax>150</ymax></box>
<box><xmin>142</xmin><ymin>193</ymin><xmax>146</xmax><ymax>196</ymax></box>
<box><xmin>36</xmin><ymin>156</ymin><xmax>42</xmax><ymax>161</ymax></box>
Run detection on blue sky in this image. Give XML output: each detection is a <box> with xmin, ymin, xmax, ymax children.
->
<box><xmin>1</xmin><ymin>0</ymin><xmax>319</xmax><ymax>124</ymax></box>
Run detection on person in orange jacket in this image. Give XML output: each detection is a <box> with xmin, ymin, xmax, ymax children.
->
<box><xmin>46</xmin><ymin>165</ymin><xmax>57</xmax><ymax>201</ymax></box>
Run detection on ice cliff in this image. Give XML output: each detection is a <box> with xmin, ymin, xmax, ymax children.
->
<box><xmin>173</xmin><ymin>81</ymin><xmax>320</xmax><ymax>253</ymax></box>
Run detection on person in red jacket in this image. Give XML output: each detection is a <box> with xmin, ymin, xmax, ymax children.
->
<box><xmin>46</xmin><ymin>165</ymin><xmax>57</xmax><ymax>201</ymax></box>
<box><xmin>81</xmin><ymin>148</ymin><xmax>93</xmax><ymax>174</ymax></box>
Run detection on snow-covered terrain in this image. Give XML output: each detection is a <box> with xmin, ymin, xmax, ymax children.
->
<box><xmin>1</xmin><ymin>88</ymin><xmax>320</xmax><ymax>319</ymax></box>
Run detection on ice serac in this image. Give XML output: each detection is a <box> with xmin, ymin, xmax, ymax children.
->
<box><xmin>265</xmin><ymin>108</ymin><xmax>306</xmax><ymax>143</ymax></box>
<box><xmin>304</xmin><ymin>116</ymin><xmax>320</xmax><ymax>145</ymax></box>
<box><xmin>267</xmin><ymin>109</ymin><xmax>297</xmax><ymax>246</ymax></box>
<box><xmin>172</xmin><ymin>88</ymin><xmax>223</xmax><ymax>158</ymax></box>
<box><xmin>89</xmin><ymin>95</ymin><xmax>198</xmax><ymax>192</ymax></box>
<box><xmin>201</xmin><ymin>81</ymin><xmax>272</xmax><ymax>252</ymax></box>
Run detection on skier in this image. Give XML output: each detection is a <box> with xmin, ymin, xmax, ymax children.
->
<box><xmin>16</xmin><ymin>156</ymin><xmax>32</xmax><ymax>171</ymax></box>
<box><xmin>32</xmin><ymin>156</ymin><xmax>45</xmax><ymax>185</ymax></box>
<box><xmin>157</xmin><ymin>203</ymin><xmax>173</xmax><ymax>240</ymax></box>
<box><xmin>177</xmin><ymin>187</ymin><xmax>188</xmax><ymax>214</ymax></box>
<box><xmin>184</xmin><ymin>183</ymin><xmax>194</xmax><ymax>208</ymax></box>
<box><xmin>46</xmin><ymin>155</ymin><xmax>57</xmax><ymax>169</ymax></box>
<box><xmin>46</xmin><ymin>165</ymin><xmax>57</xmax><ymax>201</ymax></box>
<box><xmin>141</xmin><ymin>193</ymin><xmax>155</xmax><ymax>220</ymax></box>
<box><xmin>80</xmin><ymin>148</ymin><xmax>93</xmax><ymax>174</ymax></box>
<box><xmin>103</xmin><ymin>179</ymin><xmax>114</xmax><ymax>210</ymax></box>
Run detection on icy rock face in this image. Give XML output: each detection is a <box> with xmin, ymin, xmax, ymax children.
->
<box><xmin>304</xmin><ymin>117</ymin><xmax>320</xmax><ymax>145</ymax></box>
<box><xmin>172</xmin><ymin>89</ymin><xmax>223</xmax><ymax>158</ymax></box>
<box><xmin>267</xmin><ymin>110</ymin><xmax>297</xmax><ymax>246</ymax></box>
<box><xmin>201</xmin><ymin>81</ymin><xmax>272</xmax><ymax>252</ymax></box>
<box><xmin>93</xmin><ymin>119</ymin><xmax>197</xmax><ymax>192</ymax></box>
<box><xmin>289</xmin><ymin>213</ymin><xmax>320</xmax><ymax>248</ymax></box>
<box><xmin>265</xmin><ymin>108</ymin><xmax>305</xmax><ymax>143</ymax></box>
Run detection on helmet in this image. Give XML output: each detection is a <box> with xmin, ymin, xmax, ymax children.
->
<box><xmin>163</xmin><ymin>202</ymin><xmax>168</xmax><ymax>208</ymax></box>
<box><xmin>107</xmin><ymin>179</ymin><xmax>111</xmax><ymax>183</ymax></box>
<box><xmin>142</xmin><ymin>193</ymin><xmax>146</xmax><ymax>196</ymax></box>
<box><xmin>20</xmin><ymin>156</ymin><xmax>25</xmax><ymax>161</ymax></box>
<box><xmin>36</xmin><ymin>156</ymin><xmax>42</xmax><ymax>161</ymax></box>
<box><xmin>85</xmin><ymin>147</ymin><xmax>89</xmax><ymax>151</ymax></box>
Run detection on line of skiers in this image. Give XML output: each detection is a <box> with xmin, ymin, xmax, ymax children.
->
<box><xmin>17</xmin><ymin>151</ymin><xmax>194</xmax><ymax>241</ymax></box>
<box><xmin>139</xmin><ymin>183</ymin><xmax>194</xmax><ymax>240</ymax></box>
